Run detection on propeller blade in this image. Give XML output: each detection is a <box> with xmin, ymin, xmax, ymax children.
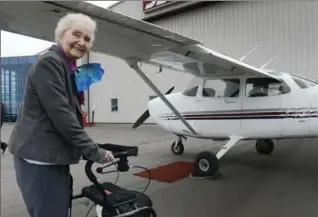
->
<box><xmin>132</xmin><ymin>86</ymin><xmax>175</xmax><ymax>129</ymax></box>
<box><xmin>132</xmin><ymin>110</ymin><xmax>150</xmax><ymax>129</ymax></box>
<box><xmin>165</xmin><ymin>86</ymin><xmax>175</xmax><ymax>94</ymax></box>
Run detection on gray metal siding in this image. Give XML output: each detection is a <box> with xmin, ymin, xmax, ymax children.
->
<box><xmin>109</xmin><ymin>0</ymin><xmax>144</xmax><ymax>19</ymax></box>
<box><xmin>153</xmin><ymin>1</ymin><xmax>318</xmax><ymax>79</ymax></box>
<box><xmin>89</xmin><ymin>1</ymin><xmax>318</xmax><ymax>123</ymax></box>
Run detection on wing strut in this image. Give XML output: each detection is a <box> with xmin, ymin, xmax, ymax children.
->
<box><xmin>127</xmin><ymin>60</ymin><xmax>198</xmax><ymax>136</ymax></box>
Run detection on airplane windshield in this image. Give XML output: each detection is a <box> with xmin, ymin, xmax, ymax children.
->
<box><xmin>183</xmin><ymin>77</ymin><xmax>201</xmax><ymax>97</ymax></box>
<box><xmin>291</xmin><ymin>75</ymin><xmax>318</xmax><ymax>89</ymax></box>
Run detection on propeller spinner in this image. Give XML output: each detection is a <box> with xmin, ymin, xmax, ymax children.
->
<box><xmin>132</xmin><ymin>86</ymin><xmax>175</xmax><ymax>129</ymax></box>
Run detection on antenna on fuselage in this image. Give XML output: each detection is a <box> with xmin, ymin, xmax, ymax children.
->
<box><xmin>239</xmin><ymin>43</ymin><xmax>261</xmax><ymax>62</ymax></box>
<box><xmin>260</xmin><ymin>53</ymin><xmax>280</xmax><ymax>69</ymax></box>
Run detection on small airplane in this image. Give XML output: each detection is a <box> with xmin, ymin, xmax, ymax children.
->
<box><xmin>131</xmin><ymin>49</ymin><xmax>318</xmax><ymax>178</ymax></box>
<box><xmin>1</xmin><ymin>1</ymin><xmax>318</xmax><ymax>180</ymax></box>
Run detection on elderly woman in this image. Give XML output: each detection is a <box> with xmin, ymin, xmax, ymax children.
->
<box><xmin>8</xmin><ymin>13</ymin><xmax>114</xmax><ymax>217</ymax></box>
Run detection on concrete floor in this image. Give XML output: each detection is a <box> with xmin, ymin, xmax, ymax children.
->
<box><xmin>2</xmin><ymin>123</ymin><xmax>318</xmax><ymax>217</ymax></box>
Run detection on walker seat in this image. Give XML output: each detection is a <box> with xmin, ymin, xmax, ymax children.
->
<box><xmin>81</xmin><ymin>182</ymin><xmax>153</xmax><ymax>208</ymax></box>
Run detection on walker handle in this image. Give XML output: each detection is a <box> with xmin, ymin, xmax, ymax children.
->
<box><xmin>84</xmin><ymin>143</ymin><xmax>138</xmax><ymax>186</ymax></box>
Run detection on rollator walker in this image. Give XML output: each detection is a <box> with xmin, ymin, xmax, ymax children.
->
<box><xmin>70</xmin><ymin>143</ymin><xmax>157</xmax><ymax>217</ymax></box>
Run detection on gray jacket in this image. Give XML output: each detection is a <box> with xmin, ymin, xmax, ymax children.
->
<box><xmin>8</xmin><ymin>45</ymin><xmax>105</xmax><ymax>165</ymax></box>
<box><xmin>1</xmin><ymin>102</ymin><xmax>4</xmax><ymax>128</ymax></box>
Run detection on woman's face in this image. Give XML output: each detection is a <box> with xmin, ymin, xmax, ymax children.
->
<box><xmin>59</xmin><ymin>22</ymin><xmax>93</xmax><ymax>60</ymax></box>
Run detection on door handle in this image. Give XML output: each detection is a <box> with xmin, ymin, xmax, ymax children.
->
<box><xmin>224</xmin><ymin>99</ymin><xmax>236</xmax><ymax>104</ymax></box>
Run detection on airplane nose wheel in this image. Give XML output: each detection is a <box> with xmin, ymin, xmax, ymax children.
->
<box><xmin>171</xmin><ymin>139</ymin><xmax>184</xmax><ymax>155</ymax></box>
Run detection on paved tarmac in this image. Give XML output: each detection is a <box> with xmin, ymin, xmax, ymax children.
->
<box><xmin>2</xmin><ymin>123</ymin><xmax>318</xmax><ymax>217</ymax></box>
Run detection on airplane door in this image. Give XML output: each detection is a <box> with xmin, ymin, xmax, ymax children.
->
<box><xmin>279</xmin><ymin>77</ymin><xmax>310</xmax><ymax>137</ymax></box>
<box><xmin>308</xmin><ymin>91</ymin><xmax>318</xmax><ymax>136</ymax></box>
<box><xmin>241</xmin><ymin>77</ymin><xmax>284</xmax><ymax>138</ymax></box>
<box><xmin>281</xmin><ymin>91</ymin><xmax>310</xmax><ymax>137</ymax></box>
<box><xmin>283</xmin><ymin>75</ymin><xmax>318</xmax><ymax>137</ymax></box>
<box><xmin>195</xmin><ymin>78</ymin><xmax>242</xmax><ymax>138</ymax></box>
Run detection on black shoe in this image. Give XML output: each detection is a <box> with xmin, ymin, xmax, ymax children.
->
<box><xmin>1</xmin><ymin>142</ymin><xmax>7</xmax><ymax>154</ymax></box>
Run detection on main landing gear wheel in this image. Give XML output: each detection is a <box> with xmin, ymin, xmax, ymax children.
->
<box><xmin>171</xmin><ymin>139</ymin><xmax>184</xmax><ymax>155</ymax></box>
<box><xmin>256</xmin><ymin>139</ymin><xmax>274</xmax><ymax>155</ymax></box>
<box><xmin>190</xmin><ymin>137</ymin><xmax>242</xmax><ymax>181</ymax></box>
<box><xmin>192</xmin><ymin>151</ymin><xmax>223</xmax><ymax>180</ymax></box>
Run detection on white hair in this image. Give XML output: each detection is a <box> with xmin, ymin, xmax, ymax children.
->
<box><xmin>54</xmin><ymin>13</ymin><xmax>97</xmax><ymax>47</ymax></box>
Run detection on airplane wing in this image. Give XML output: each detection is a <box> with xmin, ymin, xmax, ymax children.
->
<box><xmin>145</xmin><ymin>44</ymin><xmax>278</xmax><ymax>78</ymax></box>
<box><xmin>0</xmin><ymin>1</ymin><xmax>276</xmax><ymax>79</ymax></box>
<box><xmin>0</xmin><ymin>1</ymin><xmax>200</xmax><ymax>59</ymax></box>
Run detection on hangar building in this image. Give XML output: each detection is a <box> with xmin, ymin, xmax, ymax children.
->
<box><xmin>2</xmin><ymin>1</ymin><xmax>318</xmax><ymax>124</ymax></box>
<box><xmin>82</xmin><ymin>1</ymin><xmax>318</xmax><ymax>124</ymax></box>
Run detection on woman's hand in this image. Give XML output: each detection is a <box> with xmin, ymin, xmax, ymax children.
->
<box><xmin>96</xmin><ymin>149</ymin><xmax>115</xmax><ymax>164</ymax></box>
<box><xmin>104</xmin><ymin>150</ymin><xmax>115</xmax><ymax>163</ymax></box>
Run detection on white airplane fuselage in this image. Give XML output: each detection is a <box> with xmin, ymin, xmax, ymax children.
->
<box><xmin>148</xmin><ymin>73</ymin><xmax>318</xmax><ymax>140</ymax></box>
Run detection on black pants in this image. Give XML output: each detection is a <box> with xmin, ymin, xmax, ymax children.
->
<box><xmin>1</xmin><ymin>142</ymin><xmax>7</xmax><ymax>153</ymax></box>
<box><xmin>13</xmin><ymin>157</ymin><xmax>71</xmax><ymax>217</ymax></box>
<box><xmin>0</xmin><ymin>120</ymin><xmax>6</xmax><ymax>154</ymax></box>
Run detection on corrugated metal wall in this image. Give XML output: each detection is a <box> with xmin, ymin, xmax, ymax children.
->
<box><xmin>108</xmin><ymin>1</ymin><xmax>145</xmax><ymax>19</ymax></box>
<box><xmin>89</xmin><ymin>1</ymin><xmax>318</xmax><ymax>123</ymax></box>
<box><xmin>153</xmin><ymin>1</ymin><xmax>318</xmax><ymax>79</ymax></box>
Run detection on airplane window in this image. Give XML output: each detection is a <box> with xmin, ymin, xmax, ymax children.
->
<box><xmin>183</xmin><ymin>86</ymin><xmax>198</xmax><ymax>97</ymax></box>
<box><xmin>291</xmin><ymin>76</ymin><xmax>317</xmax><ymax>89</ymax></box>
<box><xmin>202</xmin><ymin>79</ymin><xmax>240</xmax><ymax>98</ymax></box>
<box><xmin>245</xmin><ymin>78</ymin><xmax>290</xmax><ymax>97</ymax></box>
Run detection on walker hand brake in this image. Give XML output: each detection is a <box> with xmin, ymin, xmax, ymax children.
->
<box><xmin>98</xmin><ymin>143</ymin><xmax>138</xmax><ymax>158</ymax></box>
<box><xmin>85</xmin><ymin>143</ymin><xmax>138</xmax><ymax>184</ymax></box>
<box><xmin>97</xmin><ymin>144</ymin><xmax>138</xmax><ymax>173</ymax></box>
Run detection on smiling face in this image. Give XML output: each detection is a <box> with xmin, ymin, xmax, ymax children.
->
<box><xmin>59</xmin><ymin>22</ymin><xmax>93</xmax><ymax>60</ymax></box>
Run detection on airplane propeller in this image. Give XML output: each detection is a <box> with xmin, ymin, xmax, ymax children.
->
<box><xmin>132</xmin><ymin>86</ymin><xmax>175</xmax><ymax>129</ymax></box>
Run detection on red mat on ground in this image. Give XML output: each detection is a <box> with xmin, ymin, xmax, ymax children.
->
<box><xmin>134</xmin><ymin>161</ymin><xmax>194</xmax><ymax>183</ymax></box>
